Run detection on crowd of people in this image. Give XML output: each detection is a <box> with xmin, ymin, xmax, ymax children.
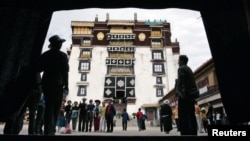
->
<box><xmin>53</xmin><ymin>98</ymin><xmax>151</xmax><ymax>133</ymax></box>
<box><xmin>23</xmin><ymin>94</ymin><xmax>219</xmax><ymax>135</ymax></box>
<box><xmin>17</xmin><ymin>95</ymin><xmax>220</xmax><ymax>135</ymax></box>
<box><xmin>53</xmin><ymin>98</ymin><xmax>118</xmax><ymax>134</ymax></box>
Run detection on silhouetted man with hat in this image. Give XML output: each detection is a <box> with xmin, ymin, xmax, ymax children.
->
<box><xmin>37</xmin><ymin>34</ymin><xmax>69</xmax><ymax>135</ymax></box>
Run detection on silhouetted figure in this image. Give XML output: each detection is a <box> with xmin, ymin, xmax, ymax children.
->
<box><xmin>4</xmin><ymin>72</ymin><xmax>42</xmax><ymax>135</ymax></box>
<box><xmin>160</xmin><ymin>100</ymin><xmax>173</xmax><ymax>134</ymax></box>
<box><xmin>86</xmin><ymin>99</ymin><xmax>95</xmax><ymax>132</ymax></box>
<box><xmin>141</xmin><ymin>114</ymin><xmax>147</xmax><ymax>130</ymax></box>
<box><xmin>121</xmin><ymin>108</ymin><xmax>130</xmax><ymax>131</ymax></box>
<box><xmin>78</xmin><ymin>98</ymin><xmax>87</xmax><ymax>132</ymax></box>
<box><xmin>159</xmin><ymin>104</ymin><xmax>164</xmax><ymax>132</ymax></box>
<box><xmin>26</xmin><ymin>73</ymin><xmax>43</xmax><ymax>135</ymax></box>
<box><xmin>176</xmin><ymin>55</ymin><xmax>198</xmax><ymax>135</ymax></box>
<box><xmin>206</xmin><ymin>102</ymin><xmax>215</xmax><ymax>125</ymax></box>
<box><xmin>35</xmin><ymin>94</ymin><xmax>45</xmax><ymax>135</ymax></box>
<box><xmin>37</xmin><ymin>35</ymin><xmax>69</xmax><ymax>135</ymax></box>
<box><xmin>64</xmin><ymin>100</ymin><xmax>72</xmax><ymax>124</ymax></box>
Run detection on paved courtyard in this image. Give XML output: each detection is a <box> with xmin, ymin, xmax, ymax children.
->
<box><xmin>0</xmin><ymin>122</ymin><xmax>208</xmax><ymax>136</ymax></box>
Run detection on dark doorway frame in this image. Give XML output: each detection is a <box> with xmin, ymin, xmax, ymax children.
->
<box><xmin>1</xmin><ymin>1</ymin><xmax>250</xmax><ymax>138</ymax></box>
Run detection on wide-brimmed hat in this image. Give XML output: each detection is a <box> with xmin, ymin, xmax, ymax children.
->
<box><xmin>95</xmin><ymin>100</ymin><xmax>101</xmax><ymax>103</ymax></box>
<box><xmin>105</xmin><ymin>98</ymin><xmax>113</xmax><ymax>101</ymax></box>
<box><xmin>48</xmin><ymin>35</ymin><xmax>66</xmax><ymax>48</ymax></box>
<box><xmin>49</xmin><ymin>35</ymin><xmax>66</xmax><ymax>43</ymax></box>
<box><xmin>163</xmin><ymin>99</ymin><xmax>169</xmax><ymax>104</ymax></box>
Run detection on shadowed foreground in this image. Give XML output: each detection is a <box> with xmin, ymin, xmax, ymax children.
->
<box><xmin>0</xmin><ymin>135</ymin><xmax>208</xmax><ymax>141</ymax></box>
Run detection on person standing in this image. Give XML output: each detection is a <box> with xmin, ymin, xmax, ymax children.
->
<box><xmin>206</xmin><ymin>102</ymin><xmax>215</xmax><ymax>125</ymax></box>
<box><xmin>35</xmin><ymin>94</ymin><xmax>45</xmax><ymax>135</ymax></box>
<box><xmin>93</xmin><ymin>100</ymin><xmax>101</xmax><ymax>132</ymax></box>
<box><xmin>99</xmin><ymin>101</ymin><xmax>106</xmax><ymax>132</ymax></box>
<box><xmin>200</xmin><ymin>107</ymin><xmax>208</xmax><ymax>133</ymax></box>
<box><xmin>159</xmin><ymin>104</ymin><xmax>164</xmax><ymax>132</ymax></box>
<box><xmin>64</xmin><ymin>100</ymin><xmax>72</xmax><ymax>125</ymax></box>
<box><xmin>195</xmin><ymin>101</ymin><xmax>204</xmax><ymax>133</ymax></box>
<box><xmin>141</xmin><ymin>114</ymin><xmax>147</xmax><ymax>131</ymax></box>
<box><xmin>215</xmin><ymin>111</ymin><xmax>222</xmax><ymax>125</ymax></box>
<box><xmin>78</xmin><ymin>98</ymin><xmax>87</xmax><ymax>132</ymax></box>
<box><xmin>175</xmin><ymin>55</ymin><xmax>198</xmax><ymax>135</ymax></box>
<box><xmin>3</xmin><ymin>72</ymin><xmax>43</xmax><ymax>135</ymax></box>
<box><xmin>136</xmin><ymin>108</ymin><xmax>143</xmax><ymax>131</ymax></box>
<box><xmin>222</xmin><ymin>108</ymin><xmax>229</xmax><ymax>125</ymax></box>
<box><xmin>56</xmin><ymin>100</ymin><xmax>66</xmax><ymax>132</ymax></box>
<box><xmin>105</xmin><ymin>99</ymin><xmax>116</xmax><ymax>133</ymax></box>
<box><xmin>71</xmin><ymin>101</ymin><xmax>79</xmax><ymax>131</ymax></box>
<box><xmin>160</xmin><ymin>100</ymin><xmax>173</xmax><ymax>134</ymax></box>
<box><xmin>172</xmin><ymin>105</ymin><xmax>179</xmax><ymax>132</ymax></box>
<box><xmin>121</xmin><ymin>108</ymin><xmax>130</xmax><ymax>131</ymax></box>
<box><xmin>26</xmin><ymin>73</ymin><xmax>43</xmax><ymax>135</ymax></box>
<box><xmin>85</xmin><ymin>99</ymin><xmax>95</xmax><ymax>132</ymax></box>
<box><xmin>37</xmin><ymin>34</ymin><xmax>69</xmax><ymax>135</ymax></box>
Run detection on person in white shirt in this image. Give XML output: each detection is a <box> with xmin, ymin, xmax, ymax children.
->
<box><xmin>99</xmin><ymin>101</ymin><xmax>106</xmax><ymax>132</ymax></box>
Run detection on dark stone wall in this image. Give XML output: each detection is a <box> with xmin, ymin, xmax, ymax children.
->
<box><xmin>200</xmin><ymin>0</ymin><xmax>250</xmax><ymax>123</ymax></box>
<box><xmin>0</xmin><ymin>7</ymin><xmax>52</xmax><ymax>121</ymax></box>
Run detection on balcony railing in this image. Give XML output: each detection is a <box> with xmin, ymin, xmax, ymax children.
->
<box><xmin>79</xmin><ymin>54</ymin><xmax>91</xmax><ymax>58</ymax></box>
<box><xmin>81</xmin><ymin>43</ymin><xmax>91</xmax><ymax>47</ymax></box>
<box><xmin>109</xmin><ymin>70</ymin><xmax>133</xmax><ymax>75</ymax></box>
<box><xmin>151</xmin><ymin>32</ymin><xmax>162</xmax><ymax>37</ymax></box>
<box><xmin>151</xmin><ymin>44</ymin><xmax>163</xmax><ymax>48</ymax></box>
<box><xmin>109</xmin><ymin>53</ymin><xmax>133</xmax><ymax>58</ymax></box>
<box><xmin>199</xmin><ymin>85</ymin><xmax>220</xmax><ymax>98</ymax></box>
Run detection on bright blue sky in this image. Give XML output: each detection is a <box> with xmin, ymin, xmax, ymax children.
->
<box><xmin>43</xmin><ymin>8</ymin><xmax>212</xmax><ymax>71</ymax></box>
